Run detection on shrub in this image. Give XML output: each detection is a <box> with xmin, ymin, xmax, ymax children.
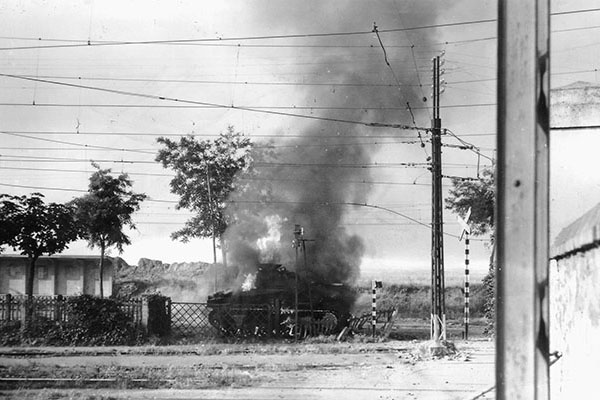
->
<box><xmin>63</xmin><ymin>295</ymin><xmax>144</xmax><ymax>345</ymax></box>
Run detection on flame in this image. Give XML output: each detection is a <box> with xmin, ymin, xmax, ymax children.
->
<box><xmin>256</xmin><ymin>215</ymin><xmax>284</xmax><ymax>262</ymax></box>
<box><xmin>241</xmin><ymin>273</ymin><xmax>257</xmax><ymax>291</ymax></box>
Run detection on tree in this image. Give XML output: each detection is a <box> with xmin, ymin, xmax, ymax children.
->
<box><xmin>0</xmin><ymin>193</ymin><xmax>80</xmax><ymax>296</ymax></box>
<box><xmin>445</xmin><ymin>167</ymin><xmax>495</xmax><ymax>236</ymax></box>
<box><xmin>445</xmin><ymin>166</ymin><xmax>496</xmax><ymax>332</ymax></box>
<box><xmin>72</xmin><ymin>165</ymin><xmax>146</xmax><ymax>298</ymax></box>
<box><xmin>155</xmin><ymin>126</ymin><xmax>254</xmax><ymax>265</ymax></box>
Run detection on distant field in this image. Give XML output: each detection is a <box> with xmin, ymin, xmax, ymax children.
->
<box><xmin>359</xmin><ymin>266</ymin><xmax>488</xmax><ymax>287</ymax></box>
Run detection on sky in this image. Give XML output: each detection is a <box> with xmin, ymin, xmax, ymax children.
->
<box><xmin>1</xmin><ymin>0</ymin><xmax>599</xmax><ymax>281</ymax></box>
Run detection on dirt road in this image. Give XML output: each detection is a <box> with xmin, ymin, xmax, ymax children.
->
<box><xmin>0</xmin><ymin>340</ymin><xmax>495</xmax><ymax>400</ymax></box>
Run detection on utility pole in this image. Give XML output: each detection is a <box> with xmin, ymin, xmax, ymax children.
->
<box><xmin>293</xmin><ymin>224</ymin><xmax>304</xmax><ymax>342</ymax></box>
<box><xmin>206</xmin><ymin>164</ymin><xmax>217</xmax><ymax>292</ymax></box>
<box><xmin>430</xmin><ymin>54</ymin><xmax>446</xmax><ymax>344</ymax></box>
<box><xmin>497</xmin><ymin>0</ymin><xmax>550</xmax><ymax>398</ymax></box>
<box><xmin>292</xmin><ymin>225</ymin><xmax>314</xmax><ymax>341</ymax></box>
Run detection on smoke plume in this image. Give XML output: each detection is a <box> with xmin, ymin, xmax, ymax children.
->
<box><xmin>223</xmin><ymin>1</ymin><xmax>435</xmax><ymax>291</ymax></box>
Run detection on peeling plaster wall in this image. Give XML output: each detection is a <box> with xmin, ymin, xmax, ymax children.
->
<box><xmin>550</xmin><ymin>252</ymin><xmax>600</xmax><ymax>399</ymax></box>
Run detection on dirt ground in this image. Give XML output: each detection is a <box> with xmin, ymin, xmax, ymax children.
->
<box><xmin>0</xmin><ymin>339</ymin><xmax>495</xmax><ymax>400</ymax></box>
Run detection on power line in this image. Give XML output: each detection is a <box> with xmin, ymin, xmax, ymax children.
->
<box><xmin>7</xmin><ymin>74</ymin><xmax>425</xmax><ymax>88</ymax></box>
<box><xmin>0</xmin><ymin>101</ymin><xmax>497</xmax><ymax>111</ymax></box>
<box><xmin>0</xmin><ymin>140</ymin><xmax>422</xmax><ymax>151</ymax></box>
<box><xmin>0</xmin><ymin>131</ymin><xmax>155</xmax><ymax>155</ymax></box>
<box><xmin>0</xmin><ymin>35</ymin><xmax>496</xmax><ymax>49</ymax></box>
<box><xmin>444</xmin><ymin>129</ymin><xmax>495</xmax><ymax>162</ymax></box>
<box><xmin>0</xmin><ymin>18</ymin><xmax>498</xmax><ymax>52</ymax></box>
<box><xmin>1</xmin><ymin>130</ymin><xmax>424</xmax><ymax>150</ymax></box>
<box><xmin>0</xmin><ymin>130</ymin><xmax>424</xmax><ymax>139</ymax></box>
<box><xmin>1</xmin><ymin>181</ymin><xmax>480</xmax><ymax>237</ymax></box>
<box><xmin>0</xmin><ymin>153</ymin><xmax>434</xmax><ymax>169</ymax></box>
<box><xmin>0</xmin><ymin>7</ymin><xmax>597</xmax><ymax>52</ymax></box>
<box><xmin>1</xmin><ymin>152</ymin><xmax>481</xmax><ymax>169</ymax></box>
<box><xmin>552</xmin><ymin>7</ymin><xmax>600</xmax><ymax>16</ymax></box>
<box><xmin>0</xmin><ymin>166</ymin><xmax>448</xmax><ymax>187</ymax></box>
<box><xmin>0</xmin><ymin>73</ymin><xmax>425</xmax><ymax>130</ymax></box>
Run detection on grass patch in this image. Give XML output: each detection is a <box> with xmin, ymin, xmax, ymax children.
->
<box><xmin>0</xmin><ymin>364</ymin><xmax>258</xmax><ymax>390</ymax></box>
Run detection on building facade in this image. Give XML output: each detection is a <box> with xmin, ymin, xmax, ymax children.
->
<box><xmin>0</xmin><ymin>255</ymin><xmax>124</xmax><ymax>296</ymax></box>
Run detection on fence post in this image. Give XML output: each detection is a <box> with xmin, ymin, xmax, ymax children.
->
<box><xmin>19</xmin><ymin>297</ymin><xmax>29</xmax><ymax>329</ymax></box>
<box><xmin>5</xmin><ymin>294</ymin><xmax>12</xmax><ymax>321</ymax></box>
<box><xmin>54</xmin><ymin>295</ymin><xmax>63</xmax><ymax>322</ymax></box>
<box><xmin>274</xmin><ymin>299</ymin><xmax>281</xmax><ymax>336</ymax></box>
<box><xmin>166</xmin><ymin>297</ymin><xmax>172</xmax><ymax>326</ymax></box>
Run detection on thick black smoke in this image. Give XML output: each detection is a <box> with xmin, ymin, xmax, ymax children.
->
<box><xmin>223</xmin><ymin>1</ymin><xmax>436</xmax><ymax>289</ymax></box>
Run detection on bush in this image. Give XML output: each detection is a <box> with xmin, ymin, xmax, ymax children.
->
<box><xmin>0</xmin><ymin>295</ymin><xmax>147</xmax><ymax>346</ymax></box>
<box><xmin>0</xmin><ymin>321</ymin><xmax>22</xmax><ymax>346</ymax></box>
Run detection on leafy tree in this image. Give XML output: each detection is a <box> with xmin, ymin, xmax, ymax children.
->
<box><xmin>445</xmin><ymin>166</ymin><xmax>496</xmax><ymax>332</ymax></box>
<box><xmin>155</xmin><ymin>126</ymin><xmax>254</xmax><ymax>264</ymax></box>
<box><xmin>0</xmin><ymin>193</ymin><xmax>80</xmax><ymax>296</ymax></box>
<box><xmin>72</xmin><ymin>165</ymin><xmax>146</xmax><ymax>298</ymax></box>
<box><xmin>445</xmin><ymin>167</ymin><xmax>495</xmax><ymax>236</ymax></box>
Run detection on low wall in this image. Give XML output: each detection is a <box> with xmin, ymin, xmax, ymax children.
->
<box><xmin>551</xmin><ymin>203</ymin><xmax>600</xmax><ymax>399</ymax></box>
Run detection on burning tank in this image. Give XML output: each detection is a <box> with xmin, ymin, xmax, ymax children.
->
<box><xmin>206</xmin><ymin>263</ymin><xmax>353</xmax><ymax>337</ymax></box>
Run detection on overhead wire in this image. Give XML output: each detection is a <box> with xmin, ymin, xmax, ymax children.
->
<box><xmin>0</xmin><ymin>17</ymin><xmax>499</xmax><ymax>52</ymax></box>
<box><xmin>1</xmin><ymin>6</ymin><xmax>599</xmax><ymax>52</ymax></box>
<box><xmin>0</xmin><ymin>73</ymin><xmax>425</xmax><ymax>130</ymax></box>
<box><xmin>0</xmin><ymin>130</ymin><xmax>424</xmax><ymax>139</ymax></box>
<box><xmin>0</xmin><ymin>153</ymin><xmax>434</xmax><ymax>169</ymax></box>
<box><xmin>0</xmin><ymin>166</ymin><xmax>450</xmax><ymax>187</ymax></box>
<box><xmin>444</xmin><ymin>128</ymin><xmax>495</xmax><ymax>162</ymax></box>
<box><xmin>0</xmin><ymin>101</ymin><xmax>497</xmax><ymax>110</ymax></box>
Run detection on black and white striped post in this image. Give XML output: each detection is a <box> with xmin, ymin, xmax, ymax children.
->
<box><xmin>464</xmin><ymin>231</ymin><xmax>470</xmax><ymax>340</ymax></box>
<box><xmin>457</xmin><ymin>207</ymin><xmax>472</xmax><ymax>341</ymax></box>
<box><xmin>372</xmin><ymin>280</ymin><xmax>382</xmax><ymax>338</ymax></box>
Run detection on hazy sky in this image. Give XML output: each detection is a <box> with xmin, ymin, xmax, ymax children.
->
<box><xmin>1</xmin><ymin>0</ymin><xmax>598</xmax><ymax>279</ymax></box>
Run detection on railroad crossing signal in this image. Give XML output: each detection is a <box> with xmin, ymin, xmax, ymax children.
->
<box><xmin>457</xmin><ymin>207</ymin><xmax>471</xmax><ymax>241</ymax></box>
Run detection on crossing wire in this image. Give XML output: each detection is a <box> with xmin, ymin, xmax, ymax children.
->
<box><xmin>0</xmin><ymin>73</ymin><xmax>425</xmax><ymax>131</ymax></box>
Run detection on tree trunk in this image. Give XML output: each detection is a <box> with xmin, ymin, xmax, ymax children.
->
<box><xmin>24</xmin><ymin>255</ymin><xmax>38</xmax><ymax>327</ymax></box>
<box><xmin>99</xmin><ymin>243</ymin><xmax>105</xmax><ymax>298</ymax></box>
<box><xmin>25</xmin><ymin>256</ymin><xmax>36</xmax><ymax>297</ymax></box>
<box><xmin>220</xmin><ymin>237</ymin><xmax>228</xmax><ymax>268</ymax></box>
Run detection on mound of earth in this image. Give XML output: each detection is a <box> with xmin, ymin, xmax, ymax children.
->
<box><xmin>114</xmin><ymin>258</ymin><xmax>239</xmax><ymax>302</ymax></box>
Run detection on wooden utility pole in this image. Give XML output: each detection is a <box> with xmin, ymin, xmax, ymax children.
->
<box><xmin>293</xmin><ymin>224</ymin><xmax>304</xmax><ymax>342</ymax></box>
<box><xmin>497</xmin><ymin>0</ymin><xmax>550</xmax><ymax>398</ymax></box>
<box><xmin>206</xmin><ymin>165</ymin><xmax>217</xmax><ymax>291</ymax></box>
<box><xmin>430</xmin><ymin>55</ymin><xmax>446</xmax><ymax>344</ymax></box>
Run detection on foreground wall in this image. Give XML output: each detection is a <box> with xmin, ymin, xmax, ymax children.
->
<box><xmin>550</xmin><ymin>203</ymin><xmax>600</xmax><ymax>399</ymax></box>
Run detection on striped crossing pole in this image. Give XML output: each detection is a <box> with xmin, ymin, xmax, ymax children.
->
<box><xmin>457</xmin><ymin>207</ymin><xmax>472</xmax><ymax>341</ymax></box>
<box><xmin>372</xmin><ymin>280</ymin><xmax>377</xmax><ymax>338</ymax></box>
<box><xmin>464</xmin><ymin>231</ymin><xmax>470</xmax><ymax>340</ymax></box>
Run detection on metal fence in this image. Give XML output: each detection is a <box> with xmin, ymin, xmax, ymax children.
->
<box><xmin>170</xmin><ymin>302</ymin><xmax>215</xmax><ymax>336</ymax></box>
<box><xmin>170</xmin><ymin>302</ymin><xmax>342</xmax><ymax>338</ymax></box>
<box><xmin>170</xmin><ymin>302</ymin><xmax>275</xmax><ymax>338</ymax></box>
<box><xmin>0</xmin><ymin>294</ymin><xmax>143</xmax><ymax>325</ymax></box>
<box><xmin>1</xmin><ymin>295</ymin><xmax>396</xmax><ymax>340</ymax></box>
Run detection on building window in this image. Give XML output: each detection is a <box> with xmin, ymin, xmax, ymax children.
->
<box><xmin>67</xmin><ymin>265</ymin><xmax>80</xmax><ymax>279</ymax></box>
<box><xmin>37</xmin><ymin>265</ymin><xmax>49</xmax><ymax>280</ymax></box>
<box><xmin>8</xmin><ymin>265</ymin><xmax>22</xmax><ymax>278</ymax></box>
